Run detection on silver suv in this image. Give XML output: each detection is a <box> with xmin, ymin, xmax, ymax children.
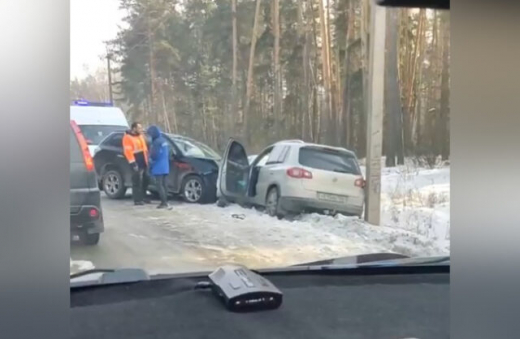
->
<box><xmin>217</xmin><ymin>139</ymin><xmax>365</xmax><ymax>218</ymax></box>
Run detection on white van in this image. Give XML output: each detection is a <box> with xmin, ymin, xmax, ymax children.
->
<box><xmin>70</xmin><ymin>100</ymin><xmax>130</xmax><ymax>156</ymax></box>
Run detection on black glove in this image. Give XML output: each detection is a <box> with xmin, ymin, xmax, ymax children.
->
<box><xmin>131</xmin><ymin>163</ymin><xmax>139</xmax><ymax>172</ymax></box>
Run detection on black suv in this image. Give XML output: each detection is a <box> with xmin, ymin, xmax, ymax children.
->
<box><xmin>93</xmin><ymin>132</ymin><xmax>221</xmax><ymax>204</ymax></box>
<box><xmin>70</xmin><ymin>121</ymin><xmax>104</xmax><ymax>245</ymax></box>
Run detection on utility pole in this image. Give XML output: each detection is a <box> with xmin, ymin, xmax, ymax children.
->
<box><xmin>364</xmin><ymin>3</ymin><xmax>386</xmax><ymax>225</ymax></box>
<box><xmin>106</xmin><ymin>51</ymin><xmax>113</xmax><ymax>104</ymax></box>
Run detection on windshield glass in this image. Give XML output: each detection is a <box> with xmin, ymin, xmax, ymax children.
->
<box><xmin>70</xmin><ymin>3</ymin><xmax>450</xmax><ymax>278</ymax></box>
<box><xmin>170</xmin><ymin>135</ymin><xmax>221</xmax><ymax>160</ymax></box>
<box><xmin>78</xmin><ymin>125</ymin><xmax>127</xmax><ymax>145</ymax></box>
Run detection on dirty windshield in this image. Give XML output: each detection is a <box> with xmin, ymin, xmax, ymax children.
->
<box><xmin>170</xmin><ymin>135</ymin><xmax>222</xmax><ymax>160</ymax></box>
<box><xmin>70</xmin><ymin>0</ymin><xmax>450</xmax><ymax>276</ymax></box>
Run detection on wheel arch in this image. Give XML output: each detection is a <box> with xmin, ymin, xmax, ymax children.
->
<box><xmin>266</xmin><ymin>183</ymin><xmax>282</xmax><ymax>199</ymax></box>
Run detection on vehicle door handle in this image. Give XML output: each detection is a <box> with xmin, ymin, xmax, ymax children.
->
<box><xmin>117</xmin><ymin>154</ymin><xmax>124</xmax><ymax>158</ymax></box>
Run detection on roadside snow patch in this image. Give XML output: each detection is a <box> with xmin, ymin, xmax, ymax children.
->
<box><xmin>70</xmin><ymin>258</ymin><xmax>95</xmax><ymax>273</ymax></box>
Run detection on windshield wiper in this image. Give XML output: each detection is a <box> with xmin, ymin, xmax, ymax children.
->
<box><xmin>307</xmin><ymin>255</ymin><xmax>450</xmax><ymax>270</ymax></box>
<box><xmin>70</xmin><ymin>268</ymin><xmax>150</xmax><ymax>288</ymax></box>
<box><xmin>70</xmin><ymin>269</ymin><xmax>115</xmax><ymax>279</ymax></box>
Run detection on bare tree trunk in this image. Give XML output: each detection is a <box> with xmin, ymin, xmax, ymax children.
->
<box><xmin>413</xmin><ymin>13</ymin><xmax>427</xmax><ymax>150</ymax></box>
<box><xmin>403</xmin><ymin>9</ymin><xmax>425</xmax><ymax>154</ymax></box>
<box><xmin>243</xmin><ymin>0</ymin><xmax>262</xmax><ymax>146</ymax></box>
<box><xmin>341</xmin><ymin>0</ymin><xmax>352</xmax><ymax>148</ymax></box>
<box><xmin>310</xmin><ymin>0</ymin><xmax>321</xmax><ymax>142</ymax></box>
<box><xmin>385</xmin><ymin>8</ymin><xmax>404</xmax><ymax>166</ymax></box>
<box><xmin>273</xmin><ymin>0</ymin><xmax>281</xmax><ymax>140</ymax></box>
<box><xmin>298</xmin><ymin>0</ymin><xmax>310</xmax><ymax>140</ymax></box>
<box><xmin>231</xmin><ymin>0</ymin><xmax>238</xmax><ymax>137</ymax></box>
<box><xmin>160</xmin><ymin>80</ymin><xmax>171</xmax><ymax>133</ymax></box>
<box><xmin>318</xmin><ymin>0</ymin><xmax>332</xmax><ymax>144</ymax></box>
<box><xmin>147</xmin><ymin>4</ymin><xmax>157</xmax><ymax>125</ymax></box>
<box><xmin>439</xmin><ymin>11</ymin><xmax>450</xmax><ymax>160</ymax></box>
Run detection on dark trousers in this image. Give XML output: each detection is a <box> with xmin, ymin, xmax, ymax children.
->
<box><xmin>156</xmin><ymin>175</ymin><xmax>168</xmax><ymax>205</ymax></box>
<box><xmin>132</xmin><ymin>168</ymin><xmax>150</xmax><ymax>203</ymax></box>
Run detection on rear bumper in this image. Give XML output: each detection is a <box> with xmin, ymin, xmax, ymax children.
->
<box><xmin>280</xmin><ymin>196</ymin><xmax>364</xmax><ymax>217</ymax></box>
<box><xmin>70</xmin><ymin>205</ymin><xmax>104</xmax><ymax>234</ymax></box>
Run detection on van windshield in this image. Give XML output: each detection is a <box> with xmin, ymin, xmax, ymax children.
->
<box><xmin>78</xmin><ymin>125</ymin><xmax>127</xmax><ymax>145</ymax></box>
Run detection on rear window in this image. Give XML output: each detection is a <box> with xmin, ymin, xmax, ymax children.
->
<box><xmin>78</xmin><ymin>125</ymin><xmax>127</xmax><ymax>145</ymax></box>
<box><xmin>70</xmin><ymin>127</ymin><xmax>84</xmax><ymax>162</ymax></box>
<box><xmin>103</xmin><ymin>133</ymin><xmax>124</xmax><ymax>147</ymax></box>
<box><xmin>298</xmin><ymin>147</ymin><xmax>360</xmax><ymax>175</ymax></box>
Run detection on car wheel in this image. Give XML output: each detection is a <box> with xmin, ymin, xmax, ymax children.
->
<box><xmin>181</xmin><ymin>175</ymin><xmax>206</xmax><ymax>204</ymax></box>
<box><xmin>79</xmin><ymin>232</ymin><xmax>100</xmax><ymax>246</ymax></box>
<box><xmin>266</xmin><ymin>187</ymin><xmax>283</xmax><ymax>219</ymax></box>
<box><xmin>102</xmin><ymin>169</ymin><xmax>126</xmax><ymax>199</ymax></box>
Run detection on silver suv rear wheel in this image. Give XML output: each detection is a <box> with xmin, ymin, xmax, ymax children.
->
<box><xmin>266</xmin><ymin>187</ymin><xmax>281</xmax><ymax>218</ymax></box>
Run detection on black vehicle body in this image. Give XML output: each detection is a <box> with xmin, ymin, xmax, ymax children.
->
<box><xmin>93</xmin><ymin>132</ymin><xmax>220</xmax><ymax>204</ymax></box>
<box><xmin>70</xmin><ymin>124</ymin><xmax>104</xmax><ymax>245</ymax></box>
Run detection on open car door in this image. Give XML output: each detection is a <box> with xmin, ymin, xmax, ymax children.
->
<box><xmin>218</xmin><ymin>138</ymin><xmax>250</xmax><ymax>204</ymax></box>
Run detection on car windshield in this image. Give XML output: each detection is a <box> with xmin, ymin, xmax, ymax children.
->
<box><xmin>169</xmin><ymin>135</ymin><xmax>221</xmax><ymax>160</ymax></box>
<box><xmin>78</xmin><ymin>125</ymin><xmax>127</xmax><ymax>145</ymax></box>
<box><xmin>70</xmin><ymin>2</ymin><xmax>450</xmax><ymax>278</ymax></box>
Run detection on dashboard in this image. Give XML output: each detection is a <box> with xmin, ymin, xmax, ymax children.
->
<box><xmin>71</xmin><ymin>265</ymin><xmax>449</xmax><ymax>339</ymax></box>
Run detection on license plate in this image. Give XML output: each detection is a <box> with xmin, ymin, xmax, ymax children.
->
<box><xmin>317</xmin><ymin>192</ymin><xmax>348</xmax><ymax>204</ymax></box>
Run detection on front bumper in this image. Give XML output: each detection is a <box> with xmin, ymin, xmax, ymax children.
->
<box><xmin>280</xmin><ymin>196</ymin><xmax>364</xmax><ymax>217</ymax></box>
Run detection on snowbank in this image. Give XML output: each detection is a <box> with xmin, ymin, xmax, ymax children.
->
<box><xmin>360</xmin><ymin>161</ymin><xmax>450</xmax><ymax>250</ymax></box>
<box><xmin>150</xmin><ymin>200</ymin><xmax>448</xmax><ymax>270</ymax></box>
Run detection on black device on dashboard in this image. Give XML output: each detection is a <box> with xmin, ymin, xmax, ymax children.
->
<box><xmin>208</xmin><ymin>264</ymin><xmax>283</xmax><ymax>312</ymax></box>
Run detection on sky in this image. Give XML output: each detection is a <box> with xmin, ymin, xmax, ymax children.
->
<box><xmin>70</xmin><ymin>0</ymin><xmax>125</xmax><ymax>80</ymax></box>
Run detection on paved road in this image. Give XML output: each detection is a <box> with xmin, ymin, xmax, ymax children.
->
<box><xmin>71</xmin><ymin>192</ymin><xmax>447</xmax><ymax>276</ymax></box>
<box><xmin>70</xmin><ymin>194</ymin><xmax>217</xmax><ymax>275</ymax></box>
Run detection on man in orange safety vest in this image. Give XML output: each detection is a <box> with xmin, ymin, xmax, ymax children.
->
<box><xmin>122</xmin><ymin>122</ymin><xmax>151</xmax><ymax>205</ymax></box>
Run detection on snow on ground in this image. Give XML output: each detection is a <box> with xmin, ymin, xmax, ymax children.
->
<box><xmin>70</xmin><ymin>258</ymin><xmax>94</xmax><ymax>272</ymax></box>
<box><xmin>359</xmin><ymin>158</ymin><xmax>450</xmax><ymax>250</ymax></box>
<box><xmin>146</xmin><ymin>200</ymin><xmax>448</xmax><ymax>270</ymax></box>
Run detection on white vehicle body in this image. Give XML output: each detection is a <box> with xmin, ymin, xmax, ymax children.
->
<box><xmin>218</xmin><ymin>139</ymin><xmax>365</xmax><ymax>218</ymax></box>
<box><xmin>70</xmin><ymin>103</ymin><xmax>130</xmax><ymax>156</ymax></box>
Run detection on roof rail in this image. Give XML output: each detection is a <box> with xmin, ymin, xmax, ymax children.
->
<box><xmin>281</xmin><ymin>139</ymin><xmax>305</xmax><ymax>143</ymax></box>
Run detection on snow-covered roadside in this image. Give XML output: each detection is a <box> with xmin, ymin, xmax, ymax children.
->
<box><xmin>144</xmin><ymin>201</ymin><xmax>448</xmax><ymax>270</ymax></box>
<box><xmin>359</xmin><ymin>159</ymin><xmax>450</xmax><ymax>250</ymax></box>
<box><xmin>70</xmin><ymin>258</ymin><xmax>94</xmax><ymax>273</ymax></box>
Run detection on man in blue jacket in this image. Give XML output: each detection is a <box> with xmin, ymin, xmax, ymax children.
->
<box><xmin>147</xmin><ymin>125</ymin><xmax>172</xmax><ymax>209</ymax></box>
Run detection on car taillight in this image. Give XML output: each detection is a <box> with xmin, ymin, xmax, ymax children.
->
<box><xmin>71</xmin><ymin>120</ymin><xmax>94</xmax><ymax>171</ymax></box>
<box><xmin>89</xmin><ymin>208</ymin><xmax>99</xmax><ymax>218</ymax></box>
<box><xmin>286</xmin><ymin>167</ymin><xmax>313</xmax><ymax>179</ymax></box>
<box><xmin>355</xmin><ymin>178</ymin><xmax>365</xmax><ymax>188</ymax></box>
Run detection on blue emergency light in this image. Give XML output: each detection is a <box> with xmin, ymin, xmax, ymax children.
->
<box><xmin>73</xmin><ymin>99</ymin><xmax>113</xmax><ymax>107</ymax></box>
